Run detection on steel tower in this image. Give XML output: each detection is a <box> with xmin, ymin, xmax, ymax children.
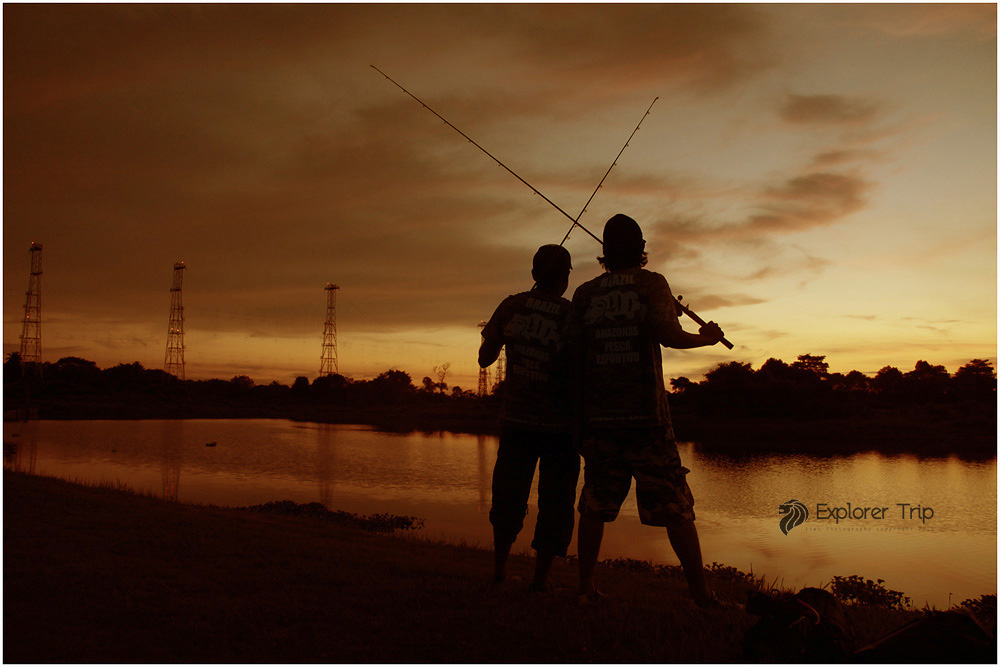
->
<box><xmin>320</xmin><ymin>283</ymin><xmax>340</xmax><ymax>376</ymax></box>
<box><xmin>477</xmin><ymin>321</ymin><xmax>491</xmax><ymax>396</ymax></box>
<box><xmin>19</xmin><ymin>243</ymin><xmax>43</xmax><ymax>364</ymax></box>
<box><xmin>493</xmin><ymin>346</ymin><xmax>506</xmax><ymax>392</ymax></box>
<box><xmin>164</xmin><ymin>262</ymin><xmax>186</xmax><ymax>379</ymax></box>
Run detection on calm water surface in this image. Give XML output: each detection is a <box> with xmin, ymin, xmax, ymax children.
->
<box><xmin>4</xmin><ymin>419</ymin><xmax>995</xmax><ymax>608</ymax></box>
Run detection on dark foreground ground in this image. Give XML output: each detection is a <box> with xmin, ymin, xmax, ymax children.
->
<box><xmin>2</xmin><ymin>470</ymin><xmax>983</xmax><ymax>663</ymax></box>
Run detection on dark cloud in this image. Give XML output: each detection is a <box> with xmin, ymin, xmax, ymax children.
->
<box><xmin>3</xmin><ymin>4</ymin><xmax>576</xmax><ymax>344</ymax></box>
<box><xmin>495</xmin><ymin>4</ymin><xmax>775</xmax><ymax>97</ymax></box>
<box><xmin>745</xmin><ymin>252</ymin><xmax>831</xmax><ymax>282</ymax></box>
<box><xmin>811</xmin><ymin>149</ymin><xmax>883</xmax><ymax>167</ymax></box>
<box><xmin>647</xmin><ymin>170</ymin><xmax>872</xmax><ymax>247</ymax></box>
<box><xmin>748</xmin><ymin>172</ymin><xmax>870</xmax><ymax>233</ymax></box>
<box><xmin>779</xmin><ymin>94</ymin><xmax>880</xmax><ymax>126</ymax></box>
<box><xmin>846</xmin><ymin>4</ymin><xmax>996</xmax><ymax>39</ymax></box>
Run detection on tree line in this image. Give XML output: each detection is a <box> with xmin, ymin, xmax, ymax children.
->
<box><xmin>3</xmin><ymin>352</ymin><xmax>995</xmax><ymax>420</ymax></box>
<box><xmin>668</xmin><ymin>354</ymin><xmax>996</xmax><ymax>420</ymax></box>
<box><xmin>2</xmin><ymin>353</ymin><xmax>480</xmax><ymax>408</ymax></box>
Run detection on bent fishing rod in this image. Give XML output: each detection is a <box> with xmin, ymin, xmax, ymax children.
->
<box><xmin>373</xmin><ymin>65</ymin><xmax>733</xmax><ymax>349</ymax></box>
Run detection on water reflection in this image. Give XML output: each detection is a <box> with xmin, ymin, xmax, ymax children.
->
<box><xmin>315</xmin><ymin>424</ymin><xmax>339</xmax><ymax>509</ymax></box>
<box><xmin>3</xmin><ymin>422</ymin><xmax>37</xmax><ymax>474</ymax></box>
<box><xmin>2</xmin><ymin>419</ymin><xmax>994</xmax><ymax>608</ymax></box>
<box><xmin>160</xmin><ymin>420</ymin><xmax>182</xmax><ymax>502</ymax></box>
<box><xmin>476</xmin><ymin>434</ymin><xmax>489</xmax><ymax>512</ymax></box>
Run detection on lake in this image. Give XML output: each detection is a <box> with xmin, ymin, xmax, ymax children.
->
<box><xmin>4</xmin><ymin>418</ymin><xmax>995</xmax><ymax>608</ymax></box>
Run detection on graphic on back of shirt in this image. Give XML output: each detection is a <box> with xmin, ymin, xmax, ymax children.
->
<box><xmin>483</xmin><ymin>291</ymin><xmax>571</xmax><ymax>430</ymax></box>
<box><xmin>572</xmin><ymin>269</ymin><xmax>675</xmax><ymax>427</ymax></box>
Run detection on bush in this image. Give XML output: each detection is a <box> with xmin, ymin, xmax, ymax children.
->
<box><xmin>958</xmin><ymin>594</ymin><xmax>996</xmax><ymax>628</ymax></box>
<box><xmin>829</xmin><ymin>574</ymin><xmax>911</xmax><ymax>609</ymax></box>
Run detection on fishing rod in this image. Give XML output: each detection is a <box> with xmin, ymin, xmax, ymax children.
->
<box><xmin>558</xmin><ymin>96</ymin><xmax>657</xmax><ymax>246</ymax></box>
<box><xmin>373</xmin><ymin>66</ymin><xmax>732</xmax><ymax>348</ymax></box>
<box><xmin>371</xmin><ymin>65</ymin><xmax>602</xmax><ymax>243</ymax></box>
<box><xmin>676</xmin><ymin>295</ymin><xmax>734</xmax><ymax>350</ymax></box>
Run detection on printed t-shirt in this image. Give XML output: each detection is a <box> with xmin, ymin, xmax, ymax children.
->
<box><xmin>481</xmin><ymin>289</ymin><xmax>572</xmax><ymax>431</ymax></box>
<box><xmin>569</xmin><ymin>268</ymin><xmax>682</xmax><ymax>428</ymax></box>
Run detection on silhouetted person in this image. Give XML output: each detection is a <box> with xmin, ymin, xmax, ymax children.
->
<box><xmin>479</xmin><ymin>244</ymin><xmax>579</xmax><ymax>592</ymax></box>
<box><xmin>568</xmin><ymin>214</ymin><xmax>725</xmax><ymax>607</ymax></box>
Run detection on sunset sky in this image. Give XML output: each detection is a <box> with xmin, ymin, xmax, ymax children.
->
<box><xmin>3</xmin><ymin>4</ymin><xmax>996</xmax><ymax>389</ymax></box>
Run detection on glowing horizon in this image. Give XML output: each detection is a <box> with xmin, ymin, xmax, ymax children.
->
<box><xmin>3</xmin><ymin>4</ymin><xmax>996</xmax><ymax>390</ymax></box>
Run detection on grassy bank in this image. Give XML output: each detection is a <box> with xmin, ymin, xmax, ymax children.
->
<box><xmin>0</xmin><ymin>470</ymin><xmax>962</xmax><ymax>663</ymax></box>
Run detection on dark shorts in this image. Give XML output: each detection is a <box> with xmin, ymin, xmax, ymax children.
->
<box><xmin>577</xmin><ymin>426</ymin><xmax>695</xmax><ymax>526</ymax></box>
<box><xmin>490</xmin><ymin>426</ymin><xmax>580</xmax><ymax>556</ymax></box>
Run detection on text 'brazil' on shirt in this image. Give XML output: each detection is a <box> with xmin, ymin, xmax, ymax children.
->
<box><xmin>481</xmin><ymin>289</ymin><xmax>573</xmax><ymax>432</ymax></box>
<box><xmin>568</xmin><ymin>267</ymin><xmax>684</xmax><ymax>428</ymax></box>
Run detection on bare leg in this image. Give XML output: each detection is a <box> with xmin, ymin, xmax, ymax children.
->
<box><xmin>494</xmin><ymin>534</ymin><xmax>513</xmax><ymax>583</ymax></box>
<box><xmin>531</xmin><ymin>551</ymin><xmax>556</xmax><ymax>589</ymax></box>
<box><xmin>577</xmin><ymin>513</ymin><xmax>605</xmax><ymax>597</ymax></box>
<box><xmin>530</xmin><ymin>439</ymin><xmax>579</xmax><ymax>591</ymax></box>
<box><xmin>665</xmin><ymin>519</ymin><xmax>712</xmax><ymax>604</ymax></box>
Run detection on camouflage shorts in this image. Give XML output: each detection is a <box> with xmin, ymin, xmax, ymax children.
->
<box><xmin>577</xmin><ymin>427</ymin><xmax>695</xmax><ymax>526</ymax></box>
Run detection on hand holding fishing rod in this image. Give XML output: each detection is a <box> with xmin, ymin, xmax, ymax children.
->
<box><xmin>676</xmin><ymin>295</ymin><xmax>734</xmax><ymax>349</ymax></box>
<box><xmin>372</xmin><ymin>65</ymin><xmax>733</xmax><ymax>348</ymax></box>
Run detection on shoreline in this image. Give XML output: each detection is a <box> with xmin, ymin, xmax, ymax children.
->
<box><xmin>5</xmin><ymin>399</ymin><xmax>997</xmax><ymax>459</ymax></box>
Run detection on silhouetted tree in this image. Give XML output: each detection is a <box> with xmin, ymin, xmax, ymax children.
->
<box><xmin>230</xmin><ymin>375</ymin><xmax>255</xmax><ymax>391</ymax></box>
<box><xmin>433</xmin><ymin>363</ymin><xmax>451</xmax><ymax>393</ymax></box>
<box><xmin>4</xmin><ymin>352</ymin><xmax>23</xmax><ymax>386</ymax></box>
<box><xmin>791</xmin><ymin>354</ymin><xmax>829</xmax><ymax>377</ymax></box>
<box><xmin>751</xmin><ymin>358</ymin><xmax>802</xmax><ymax>417</ymax></box>
<box><xmin>873</xmin><ymin>366</ymin><xmax>904</xmax><ymax>399</ymax></box>
<box><xmin>952</xmin><ymin>359</ymin><xmax>996</xmax><ymax>401</ymax></box>
<box><xmin>291</xmin><ymin>376</ymin><xmax>310</xmax><ymax>398</ymax></box>
<box><xmin>311</xmin><ymin>374</ymin><xmax>348</xmax><ymax>398</ymax></box>
<box><xmin>904</xmin><ymin>360</ymin><xmax>950</xmax><ymax>403</ymax></box>
<box><xmin>669</xmin><ymin>376</ymin><xmax>697</xmax><ymax>394</ymax></box>
<box><xmin>757</xmin><ymin>357</ymin><xmax>795</xmax><ymax>381</ymax></box>
<box><xmin>490</xmin><ymin>378</ymin><xmax>507</xmax><ymax>399</ymax></box>
<box><xmin>254</xmin><ymin>380</ymin><xmax>291</xmax><ymax>400</ymax></box>
<box><xmin>701</xmin><ymin>361</ymin><xmax>755</xmax><ymax>416</ymax></box>
<box><xmin>370</xmin><ymin>370</ymin><xmax>414</xmax><ymax>403</ymax></box>
<box><xmin>101</xmin><ymin>362</ymin><xmax>147</xmax><ymax>393</ymax></box>
<box><xmin>842</xmin><ymin>370</ymin><xmax>871</xmax><ymax>392</ymax></box>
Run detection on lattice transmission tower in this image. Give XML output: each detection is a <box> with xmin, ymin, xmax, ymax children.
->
<box><xmin>493</xmin><ymin>345</ymin><xmax>506</xmax><ymax>392</ymax></box>
<box><xmin>477</xmin><ymin>321</ymin><xmax>491</xmax><ymax>396</ymax></box>
<box><xmin>164</xmin><ymin>262</ymin><xmax>186</xmax><ymax>380</ymax></box>
<box><xmin>320</xmin><ymin>283</ymin><xmax>340</xmax><ymax>376</ymax></box>
<box><xmin>19</xmin><ymin>242</ymin><xmax>43</xmax><ymax>364</ymax></box>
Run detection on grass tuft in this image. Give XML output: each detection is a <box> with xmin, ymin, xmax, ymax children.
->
<box><xmin>238</xmin><ymin>499</ymin><xmax>424</xmax><ymax>533</ymax></box>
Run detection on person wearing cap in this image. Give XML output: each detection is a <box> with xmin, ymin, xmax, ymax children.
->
<box><xmin>568</xmin><ymin>213</ymin><xmax>725</xmax><ymax>607</ymax></box>
<box><xmin>479</xmin><ymin>244</ymin><xmax>579</xmax><ymax>592</ymax></box>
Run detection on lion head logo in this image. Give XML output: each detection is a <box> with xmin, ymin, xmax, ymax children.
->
<box><xmin>779</xmin><ymin>499</ymin><xmax>809</xmax><ymax>535</ymax></box>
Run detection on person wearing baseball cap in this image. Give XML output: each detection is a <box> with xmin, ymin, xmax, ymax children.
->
<box><xmin>479</xmin><ymin>244</ymin><xmax>579</xmax><ymax>592</ymax></box>
<box><xmin>568</xmin><ymin>213</ymin><xmax>726</xmax><ymax>607</ymax></box>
